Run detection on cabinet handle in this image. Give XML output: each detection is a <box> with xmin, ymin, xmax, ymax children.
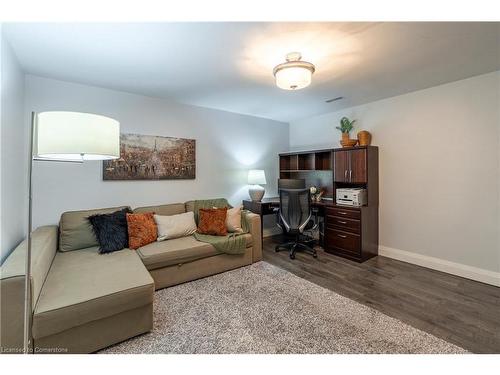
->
<box><xmin>344</xmin><ymin>170</ymin><xmax>347</xmax><ymax>181</ymax></box>
<box><xmin>337</xmin><ymin>220</ymin><xmax>347</xmax><ymax>224</ymax></box>
<box><xmin>338</xmin><ymin>234</ymin><xmax>347</xmax><ymax>238</ymax></box>
<box><xmin>349</xmin><ymin>170</ymin><xmax>352</xmax><ymax>182</ymax></box>
<box><xmin>338</xmin><ymin>211</ymin><xmax>347</xmax><ymax>215</ymax></box>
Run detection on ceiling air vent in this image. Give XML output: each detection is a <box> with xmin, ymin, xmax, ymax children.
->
<box><xmin>325</xmin><ymin>96</ymin><xmax>344</xmax><ymax>103</ymax></box>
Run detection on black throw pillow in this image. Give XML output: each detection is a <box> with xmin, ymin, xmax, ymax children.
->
<box><xmin>88</xmin><ymin>208</ymin><xmax>132</xmax><ymax>254</ymax></box>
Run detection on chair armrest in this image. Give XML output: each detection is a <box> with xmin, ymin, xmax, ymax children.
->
<box><xmin>243</xmin><ymin>211</ymin><xmax>262</xmax><ymax>262</ymax></box>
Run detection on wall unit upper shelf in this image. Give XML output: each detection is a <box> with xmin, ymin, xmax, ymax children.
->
<box><xmin>279</xmin><ymin>150</ymin><xmax>333</xmax><ymax>172</ymax></box>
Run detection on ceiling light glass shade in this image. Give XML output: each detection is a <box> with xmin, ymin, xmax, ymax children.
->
<box><xmin>248</xmin><ymin>169</ymin><xmax>267</xmax><ymax>185</ymax></box>
<box><xmin>273</xmin><ymin>52</ymin><xmax>315</xmax><ymax>90</ymax></box>
<box><xmin>34</xmin><ymin>111</ymin><xmax>120</xmax><ymax>161</ymax></box>
<box><xmin>275</xmin><ymin>66</ymin><xmax>313</xmax><ymax>90</ymax></box>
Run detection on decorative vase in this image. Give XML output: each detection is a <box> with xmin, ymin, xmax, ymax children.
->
<box><xmin>357</xmin><ymin>130</ymin><xmax>371</xmax><ymax>146</ymax></box>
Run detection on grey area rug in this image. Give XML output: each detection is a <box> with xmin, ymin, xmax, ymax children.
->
<box><xmin>101</xmin><ymin>262</ymin><xmax>467</xmax><ymax>354</ymax></box>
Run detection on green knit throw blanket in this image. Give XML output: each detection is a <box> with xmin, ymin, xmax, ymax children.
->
<box><xmin>193</xmin><ymin>199</ymin><xmax>249</xmax><ymax>255</ymax></box>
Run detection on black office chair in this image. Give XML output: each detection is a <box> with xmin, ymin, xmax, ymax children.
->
<box><xmin>275</xmin><ymin>179</ymin><xmax>306</xmax><ymax>235</ymax></box>
<box><xmin>275</xmin><ymin>188</ymin><xmax>317</xmax><ymax>260</ymax></box>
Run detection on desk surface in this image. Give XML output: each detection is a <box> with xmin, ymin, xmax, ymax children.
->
<box><xmin>244</xmin><ymin>197</ymin><xmax>337</xmax><ymax>208</ymax></box>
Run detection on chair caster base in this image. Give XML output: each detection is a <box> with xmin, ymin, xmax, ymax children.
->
<box><xmin>275</xmin><ymin>239</ymin><xmax>317</xmax><ymax>260</ymax></box>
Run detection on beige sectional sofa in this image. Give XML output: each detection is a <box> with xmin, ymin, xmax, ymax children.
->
<box><xmin>0</xmin><ymin>201</ymin><xmax>262</xmax><ymax>354</ymax></box>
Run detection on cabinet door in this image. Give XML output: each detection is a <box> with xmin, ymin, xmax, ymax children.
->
<box><xmin>334</xmin><ymin>150</ymin><xmax>349</xmax><ymax>182</ymax></box>
<box><xmin>350</xmin><ymin>148</ymin><xmax>367</xmax><ymax>183</ymax></box>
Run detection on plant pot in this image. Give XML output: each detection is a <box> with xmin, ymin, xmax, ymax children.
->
<box><xmin>357</xmin><ymin>130</ymin><xmax>371</xmax><ymax>146</ymax></box>
<box><xmin>340</xmin><ymin>132</ymin><xmax>357</xmax><ymax>147</ymax></box>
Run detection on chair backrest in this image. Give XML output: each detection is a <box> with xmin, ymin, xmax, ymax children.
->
<box><xmin>279</xmin><ymin>188</ymin><xmax>311</xmax><ymax>233</ymax></box>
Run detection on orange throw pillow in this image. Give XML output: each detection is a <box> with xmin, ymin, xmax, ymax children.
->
<box><xmin>197</xmin><ymin>208</ymin><xmax>228</xmax><ymax>236</ymax></box>
<box><xmin>126</xmin><ymin>212</ymin><xmax>157</xmax><ymax>250</ymax></box>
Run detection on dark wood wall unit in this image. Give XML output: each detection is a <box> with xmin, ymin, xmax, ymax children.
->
<box><xmin>315</xmin><ymin>151</ymin><xmax>332</xmax><ymax>170</ymax></box>
<box><xmin>328</xmin><ymin>146</ymin><xmax>378</xmax><ymax>261</ymax></box>
<box><xmin>279</xmin><ymin>146</ymin><xmax>379</xmax><ymax>262</ymax></box>
<box><xmin>297</xmin><ymin>153</ymin><xmax>314</xmax><ymax>170</ymax></box>
<box><xmin>293</xmin><ymin>171</ymin><xmax>333</xmax><ymax>198</ymax></box>
<box><xmin>333</xmin><ymin>147</ymin><xmax>368</xmax><ymax>183</ymax></box>
<box><xmin>280</xmin><ymin>154</ymin><xmax>298</xmax><ymax>171</ymax></box>
<box><xmin>279</xmin><ymin>149</ymin><xmax>335</xmax><ymax>197</ymax></box>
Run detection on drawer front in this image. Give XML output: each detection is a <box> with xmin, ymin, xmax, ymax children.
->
<box><xmin>326</xmin><ymin>215</ymin><xmax>361</xmax><ymax>234</ymax></box>
<box><xmin>325</xmin><ymin>228</ymin><xmax>361</xmax><ymax>255</ymax></box>
<box><xmin>326</xmin><ymin>207</ymin><xmax>360</xmax><ymax>220</ymax></box>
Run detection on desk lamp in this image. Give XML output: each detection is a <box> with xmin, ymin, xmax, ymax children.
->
<box><xmin>248</xmin><ymin>169</ymin><xmax>266</xmax><ymax>202</ymax></box>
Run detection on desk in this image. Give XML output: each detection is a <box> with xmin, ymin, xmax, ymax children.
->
<box><xmin>242</xmin><ymin>198</ymin><xmax>332</xmax><ymax>246</ymax></box>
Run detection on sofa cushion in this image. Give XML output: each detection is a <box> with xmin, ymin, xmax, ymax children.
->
<box><xmin>226</xmin><ymin>205</ymin><xmax>243</xmax><ymax>233</ymax></box>
<box><xmin>197</xmin><ymin>207</ymin><xmax>228</xmax><ymax>236</ymax></box>
<box><xmin>32</xmin><ymin>247</ymin><xmax>154</xmax><ymax>340</ymax></box>
<box><xmin>88</xmin><ymin>208</ymin><xmax>132</xmax><ymax>253</ymax></box>
<box><xmin>155</xmin><ymin>212</ymin><xmax>197</xmax><ymax>241</ymax></box>
<box><xmin>184</xmin><ymin>199</ymin><xmax>231</xmax><ymax>215</ymax></box>
<box><xmin>59</xmin><ymin>206</ymin><xmax>129</xmax><ymax>252</ymax></box>
<box><xmin>137</xmin><ymin>236</ymin><xmax>218</xmax><ymax>270</ymax></box>
<box><xmin>137</xmin><ymin>234</ymin><xmax>253</xmax><ymax>271</ymax></box>
<box><xmin>126</xmin><ymin>212</ymin><xmax>158</xmax><ymax>250</ymax></box>
<box><xmin>184</xmin><ymin>200</ymin><xmax>195</xmax><ymax>213</ymax></box>
<box><xmin>134</xmin><ymin>203</ymin><xmax>185</xmax><ymax>216</ymax></box>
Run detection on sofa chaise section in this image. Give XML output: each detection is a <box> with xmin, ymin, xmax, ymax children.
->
<box><xmin>33</xmin><ymin>246</ymin><xmax>154</xmax><ymax>353</ymax></box>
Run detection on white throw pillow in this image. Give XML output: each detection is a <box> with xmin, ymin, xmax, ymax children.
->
<box><xmin>226</xmin><ymin>205</ymin><xmax>243</xmax><ymax>233</ymax></box>
<box><xmin>154</xmin><ymin>211</ymin><xmax>197</xmax><ymax>241</ymax></box>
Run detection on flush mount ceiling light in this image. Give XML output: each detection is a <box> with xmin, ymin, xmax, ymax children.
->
<box><xmin>273</xmin><ymin>52</ymin><xmax>315</xmax><ymax>90</ymax></box>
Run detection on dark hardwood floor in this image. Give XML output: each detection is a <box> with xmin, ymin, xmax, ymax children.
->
<box><xmin>263</xmin><ymin>235</ymin><xmax>500</xmax><ymax>354</ymax></box>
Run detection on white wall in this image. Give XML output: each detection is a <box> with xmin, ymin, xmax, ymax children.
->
<box><xmin>25</xmin><ymin>75</ymin><xmax>288</xmax><ymax>232</ymax></box>
<box><xmin>290</xmin><ymin>71</ymin><xmax>500</xmax><ymax>276</ymax></box>
<box><xmin>1</xmin><ymin>29</ymin><xmax>27</xmax><ymax>264</ymax></box>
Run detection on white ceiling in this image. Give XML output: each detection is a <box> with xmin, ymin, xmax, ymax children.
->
<box><xmin>4</xmin><ymin>22</ymin><xmax>499</xmax><ymax>122</ymax></box>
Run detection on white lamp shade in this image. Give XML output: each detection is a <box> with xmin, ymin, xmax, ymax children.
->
<box><xmin>248</xmin><ymin>169</ymin><xmax>266</xmax><ymax>185</ymax></box>
<box><xmin>34</xmin><ymin>111</ymin><xmax>120</xmax><ymax>161</ymax></box>
<box><xmin>275</xmin><ymin>66</ymin><xmax>312</xmax><ymax>90</ymax></box>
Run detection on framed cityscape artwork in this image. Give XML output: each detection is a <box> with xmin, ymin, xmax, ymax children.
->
<box><xmin>103</xmin><ymin>133</ymin><xmax>195</xmax><ymax>180</ymax></box>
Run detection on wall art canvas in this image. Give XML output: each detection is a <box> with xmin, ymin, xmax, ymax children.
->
<box><xmin>103</xmin><ymin>133</ymin><xmax>195</xmax><ymax>180</ymax></box>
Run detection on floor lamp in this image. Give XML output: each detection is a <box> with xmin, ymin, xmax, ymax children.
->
<box><xmin>24</xmin><ymin>111</ymin><xmax>120</xmax><ymax>353</ymax></box>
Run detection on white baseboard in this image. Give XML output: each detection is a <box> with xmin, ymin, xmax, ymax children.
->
<box><xmin>379</xmin><ymin>246</ymin><xmax>500</xmax><ymax>287</ymax></box>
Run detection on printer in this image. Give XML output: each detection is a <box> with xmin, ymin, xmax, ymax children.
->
<box><xmin>336</xmin><ymin>188</ymin><xmax>367</xmax><ymax>207</ymax></box>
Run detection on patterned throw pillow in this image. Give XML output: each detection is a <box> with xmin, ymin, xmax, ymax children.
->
<box><xmin>126</xmin><ymin>212</ymin><xmax>158</xmax><ymax>250</ymax></box>
<box><xmin>88</xmin><ymin>208</ymin><xmax>131</xmax><ymax>254</ymax></box>
<box><xmin>197</xmin><ymin>207</ymin><xmax>228</xmax><ymax>236</ymax></box>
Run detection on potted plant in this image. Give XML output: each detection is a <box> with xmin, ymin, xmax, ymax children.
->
<box><xmin>336</xmin><ymin>117</ymin><xmax>358</xmax><ymax>147</ymax></box>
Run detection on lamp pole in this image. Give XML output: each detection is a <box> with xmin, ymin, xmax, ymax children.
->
<box><xmin>22</xmin><ymin>112</ymin><xmax>83</xmax><ymax>353</ymax></box>
<box><xmin>23</xmin><ymin>112</ymin><xmax>35</xmax><ymax>353</ymax></box>
<box><xmin>21</xmin><ymin>111</ymin><xmax>120</xmax><ymax>353</ymax></box>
